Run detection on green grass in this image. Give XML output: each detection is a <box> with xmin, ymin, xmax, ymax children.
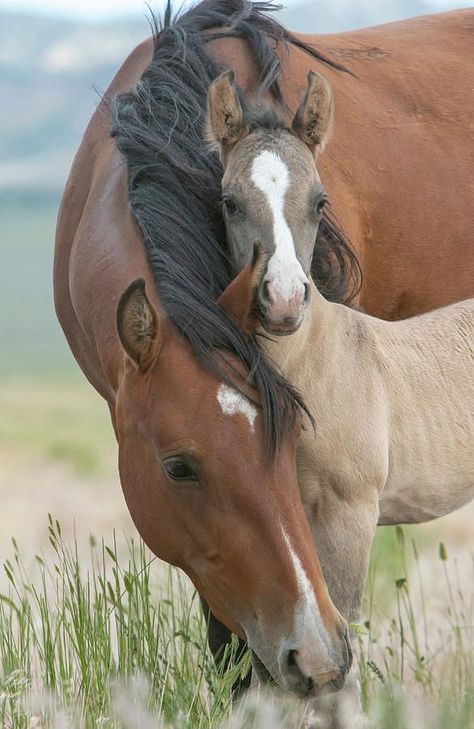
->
<box><xmin>0</xmin><ymin>376</ymin><xmax>471</xmax><ymax>727</ymax></box>
<box><xmin>0</xmin><ymin>519</ymin><xmax>472</xmax><ymax>729</ymax></box>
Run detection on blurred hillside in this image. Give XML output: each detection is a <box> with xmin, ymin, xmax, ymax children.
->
<box><xmin>0</xmin><ymin>0</ymin><xmax>463</xmax><ymax>201</ymax></box>
<box><xmin>0</xmin><ymin>12</ymin><xmax>147</xmax><ymax>200</ymax></box>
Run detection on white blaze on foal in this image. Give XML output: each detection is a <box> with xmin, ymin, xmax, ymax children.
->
<box><xmin>217</xmin><ymin>383</ymin><xmax>257</xmax><ymax>432</ymax></box>
<box><xmin>251</xmin><ymin>150</ymin><xmax>308</xmax><ymax>304</ymax></box>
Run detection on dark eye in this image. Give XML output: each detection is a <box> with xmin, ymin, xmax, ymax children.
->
<box><xmin>163</xmin><ymin>457</ymin><xmax>199</xmax><ymax>482</ymax></box>
<box><xmin>222</xmin><ymin>196</ymin><xmax>237</xmax><ymax>215</ymax></box>
<box><xmin>316</xmin><ymin>195</ymin><xmax>327</xmax><ymax>216</ymax></box>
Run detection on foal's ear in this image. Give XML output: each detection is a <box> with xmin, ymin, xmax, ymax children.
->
<box><xmin>117</xmin><ymin>278</ymin><xmax>160</xmax><ymax>371</ymax></box>
<box><xmin>292</xmin><ymin>71</ymin><xmax>333</xmax><ymax>152</ymax></box>
<box><xmin>207</xmin><ymin>70</ymin><xmax>248</xmax><ymax>155</ymax></box>
<box><xmin>218</xmin><ymin>244</ymin><xmax>266</xmax><ymax>335</ymax></box>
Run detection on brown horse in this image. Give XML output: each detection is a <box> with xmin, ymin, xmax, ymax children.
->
<box><xmin>54</xmin><ymin>0</ymin><xmax>473</xmax><ymax>715</ymax></box>
<box><xmin>54</xmin><ymin>1</ymin><xmax>358</xmax><ymax>699</ymax></box>
<box><xmin>114</xmin><ymin>267</ymin><xmax>350</xmax><ymax>696</ymax></box>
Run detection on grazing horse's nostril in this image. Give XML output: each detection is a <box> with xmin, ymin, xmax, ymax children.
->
<box><xmin>282</xmin><ymin>646</ymin><xmax>347</xmax><ymax>697</ymax></box>
<box><xmin>343</xmin><ymin>629</ymin><xmax>353</xmax><ymax>672</ymax></box>
<box><xmin>286</xmin><ymin>649</ymin><xmax>315</xmax><ymax>694</ymax></box>
<box><xmin>303</xmin><ymin>282</ymin><xmax>310</xmax><ymax>302</ymax></box>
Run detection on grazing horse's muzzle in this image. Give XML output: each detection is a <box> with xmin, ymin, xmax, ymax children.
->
<box><xmin>244</xmin><ymin>592</ymin><xmax>351</xmax><ymax>698</ymax></box>
<box><xmin>280</xmin><ymin>628</ymin><xmax>352</xmax><ymax>697</ymax></box>
<box><xmin>248</xmin><ymin>627</ymin><xmax>351</xmax><ymax>699</ymax></box>
<box><xmin>259</xmin><ymin>279</ymin><xmax>309</xmax><ymax>335</ymax></box>
<box><xmin>277</xmin><ymin>625</ymin><xmax>351</xmax><ymax>698</ymax></box>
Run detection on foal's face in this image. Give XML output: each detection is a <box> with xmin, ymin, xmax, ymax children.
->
<box><xmin>115</xmin><ymin>275</ymin><xmax>350</xmax><ymax>697</ymax></box>
<box><xmin>221</xmin><ymin>131</ymin><xmax>325</xmax><ymax>334</ymax></box>
<box><xmin>208</xmin><ymin>70</ymin><xmax>333</xmax><ymax>335</ymax></box>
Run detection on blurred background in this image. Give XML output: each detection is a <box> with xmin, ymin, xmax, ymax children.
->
<box><xmin>0</xmin><ymin>0</ymin><xmax>472</xmax><ymax>567</ymax></box>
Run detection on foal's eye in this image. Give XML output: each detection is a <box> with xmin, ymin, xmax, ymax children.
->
<box><xmin>315</xmin><ymin>195</ymin><xmax>327</xmax><ymax>216</ymax></box>
<box><xmin>163</xmin><ymin>457</ymin><xmax>199</xmax><ymax>482</ymax></box>
<box><xmin>222</xmin><ymin>196</ymin><xmax>237</xmax><ymax>215</ymax></box>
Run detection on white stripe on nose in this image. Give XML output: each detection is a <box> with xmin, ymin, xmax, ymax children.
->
<box><xmin>281</xmin><ymin>529</ymin><xmax>333</xmax><ymax>657</ymax></box>
<box><xmin>251</xmin><ymin>150</ymin><xmax>308</xmax><ymax>303</ymax></box>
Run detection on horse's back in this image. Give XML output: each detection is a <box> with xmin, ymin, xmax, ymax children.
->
<box><xmin>286</xmin><ymin>10</ymin><xmax>474</xmax><ymax>319</ymax></box>
<box><xmin>54</xmin><ymin>38</ymin><xmax>155</xmax><ymax>401</ymax></box>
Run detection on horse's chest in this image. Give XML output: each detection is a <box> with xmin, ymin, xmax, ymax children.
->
<box><xmin>296</xmin><ymin>420</ymin><xmax>388</xmax><ymax>509</ymax></box>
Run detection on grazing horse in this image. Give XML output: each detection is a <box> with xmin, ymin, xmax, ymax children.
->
<box><xmin>114</xmin><ymin>269</ymin><xmax>351</xmax><ymax>696</ymax></box>
<box><xmin>208</xmin><ymin>69</ymin><xmax>474</xmax><ymax>715</ymax></box>
<box><xmin>53</xmin><ymin>0</ymin><xmax>354</xmax><ymax>700</ymax></box>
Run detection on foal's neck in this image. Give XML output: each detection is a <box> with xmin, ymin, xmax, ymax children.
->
<box><xmin>264</xmin><ymin>281</ymin><xmax>349</xmax><ymax>373</ymax></box>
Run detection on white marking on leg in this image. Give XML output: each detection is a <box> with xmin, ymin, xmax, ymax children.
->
<box><xmin>251</xmin><ymin>150</ymin><xmax>307</xmax><ymax>302</ymax></box>
<box><xmin>217</xmin><ymin>383</ymin><xmax>257</xmax><ymax>432</ymax></box>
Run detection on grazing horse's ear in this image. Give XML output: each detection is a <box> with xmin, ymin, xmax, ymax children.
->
<box><xmin>117</xmin><ymin>278</ymin><xmax>160</xmax><ymax>371</ymax></box>
<box><xmin>218</xmin><ymin>244</ymin><xmax>266</xmax><ymax>334</ymax></box>
<box><xmin>207</xmin><ymin>70</ymin><xmax>248</xmax><ymax>156</ymax></box>
<box><xmin>292</xmin><ymin>71</ymin><xmax>333</xmax><ymax>152</ymax></box>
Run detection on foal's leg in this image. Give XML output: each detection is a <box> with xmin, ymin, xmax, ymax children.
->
<box><xmin>306</xmin><ymin>495</ymin><xmax>380</xmax><ymax>729</ymax></box>
<box><xmin>200</xmin><ymin>598</ymin><xmax>251</xmax><ymax>697</ymax></box>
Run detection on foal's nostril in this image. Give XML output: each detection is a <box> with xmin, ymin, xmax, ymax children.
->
<box><xmin>259</xmin><ymin>280</ymin><xmax>271</xmax><ymax>305</ymax></box>
<box><xmin>303</xmin><ymin>282</ymin><xmax>310</xmax><ymax>302</ymax></box>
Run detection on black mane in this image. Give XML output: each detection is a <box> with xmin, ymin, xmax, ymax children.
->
<box><xmin>111</xmin><ymin>0</ymin><xmax>360</xmax><ymax>455</ymax></box>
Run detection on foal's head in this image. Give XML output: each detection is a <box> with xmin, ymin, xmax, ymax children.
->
<box><xmin>207</xmin><ymin>70</ymin><xmax>333</xmax><ymax>335</ymax></box>
<box><xmin>115</xmin><ymin>253</ymin><xmax>350</xmax><ymax>697</ymax></box>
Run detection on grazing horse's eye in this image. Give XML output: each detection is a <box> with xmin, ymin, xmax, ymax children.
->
<box><xmin>163</xmin><ymin>457</ymin><xmax>199</xmax><ymax>482</ymax></box>
<box><xmin>222</xmin><ymin>196</ymin><xmax>237</xmax><ymax>215</ymax></box>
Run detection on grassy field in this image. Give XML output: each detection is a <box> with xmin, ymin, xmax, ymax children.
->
<box><xmin>0</xmin><ymin>199</ymin><xmax>472</xmax><ymax>726</ymax></box>
<box><xmin>0</xmin><ymin>377</ymin><xmax>472</xmax><ymax>728</ymax></box>
<box><xmin>0</xmin><ymin>519</ymin><xmax>472</xmax><ymax>729</ymax></box>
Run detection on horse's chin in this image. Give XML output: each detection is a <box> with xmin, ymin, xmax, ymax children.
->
<box><xmin>261</xmin><ymin>318</ymin><xmax>303</xmax><ymax>337</ymax></box>
<box><xmin>250</xmin><ymin>650</ymin><xmax>317</xmax><ymax>699</ymax></box>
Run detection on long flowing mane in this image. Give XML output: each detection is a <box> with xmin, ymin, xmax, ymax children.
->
<box><xmin>111</xmin><ymin>0</ymin><xmax>360</xmax><ymax>454</ymax></box>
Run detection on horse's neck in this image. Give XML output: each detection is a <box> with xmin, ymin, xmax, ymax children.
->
<box><xmin>271</xmin><ymin>282</ymin><xmax>474</xmax><ymax>409</ymax></box>
<box><xmin>264</xmin><ymin>282</ymin><xmax>361</xmax><ymax>390</ymax></box>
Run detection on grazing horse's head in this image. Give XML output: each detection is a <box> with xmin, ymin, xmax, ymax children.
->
<box><xmin>115</xmin><ymin>252</ymin><xmax>350</xmax><ymax>697</ymax></box>
<box><xmin>207</xmin><ymin>70</ymin><xmax>333</xmax><ymax>335</ymax></box>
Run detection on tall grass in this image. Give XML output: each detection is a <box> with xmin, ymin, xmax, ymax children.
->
<box><xmin>0</xmin><ymin>518</ymin><xmax>472</xmax><ymax>728</ymax></box>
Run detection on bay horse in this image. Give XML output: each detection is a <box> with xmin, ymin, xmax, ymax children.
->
<box><xmin>113</xmin><ymin>268</ymin><xmax>351</xmax><ymax>696</ymax></box>
<box><xmin>53</xmin><ymin>0</ymin><xmax>357</xmax><ymax>701</ymax></box>
<box><xmin>54</xmin><ymin>0</ymin><xmax>473</xmax><ymax>719</ymax></box>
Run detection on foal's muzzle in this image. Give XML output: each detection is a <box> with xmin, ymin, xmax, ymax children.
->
<box><xmin>259</xmin><ymin>279</ymin><xmax>309</xmax><ymax>335</ymax></box>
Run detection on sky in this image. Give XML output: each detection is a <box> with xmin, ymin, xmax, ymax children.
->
<box><xmin>0</xmin><ymin>0</ymin><xmax>457</xmax><ymax>19</ymax></box>
<box><xmin>1</xmin><ymin>0</ymin><xmax>189</xmax><ymax>19</ymax></box>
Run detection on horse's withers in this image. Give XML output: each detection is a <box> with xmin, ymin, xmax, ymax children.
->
<box><xmin>114</xmin><ymin>267</ymin><xmax>350</xmax><ymax>696</ymax></box>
